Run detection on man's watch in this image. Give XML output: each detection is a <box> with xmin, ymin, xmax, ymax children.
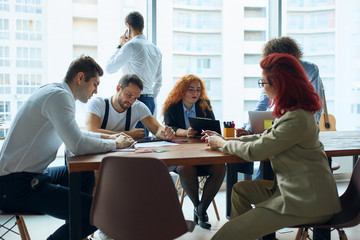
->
<box><xmin>117</xmin><ymin>45</ymin><xmax>121</xmax><ymax>49</ymax></box>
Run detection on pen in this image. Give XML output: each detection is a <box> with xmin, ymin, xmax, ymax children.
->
<box><xmin>129</xmin><ymin>141</ymin><xmax>137</xmax><ymax>149</ymax></box>
<box><xmin>202</xmin><ymin>129</ymin><xmax>210</xmax><ymax>138</ymax></box>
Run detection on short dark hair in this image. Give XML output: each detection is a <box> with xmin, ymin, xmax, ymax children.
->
<box><xmin>64</xmin><ymin>55</ymin><xmax>103</xmax><ymax>83</ymax></box>
<box><xmin>262</xmin><ymin>36</ymin><xmax>303</xmax><ymax>60</ymax></box>
<box><xmin>125</xmin><ymin>11</ymin><xmax>144</xmax><ymax>32</ymax></box>
<box><xmin>118</xmin><ymin>73</ymin><xmax>143</xmax><ymax>90</ymax></box>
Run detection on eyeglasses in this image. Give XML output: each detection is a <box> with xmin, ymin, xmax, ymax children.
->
<box><xmin>258</xmin><ymin>79</ymin><xmax>271</xmax><ymax>88</ymax></box>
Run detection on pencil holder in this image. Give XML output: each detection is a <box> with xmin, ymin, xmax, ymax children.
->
<box><xmin>223</xmin><ymin>128</ymin><xmax>235</xmax><ymax>137</ymax></box>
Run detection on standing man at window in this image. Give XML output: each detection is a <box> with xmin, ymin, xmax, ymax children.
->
<box><xmin>106</xmin><ymin>11</ymin><xmax>162</xmax><ymax>137</ymax></box>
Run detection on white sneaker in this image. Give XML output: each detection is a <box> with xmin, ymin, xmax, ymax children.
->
<box><xmin>98</xmin><ymin>229</ymin><xmax>113</xmax><ymax>240</ymax></box>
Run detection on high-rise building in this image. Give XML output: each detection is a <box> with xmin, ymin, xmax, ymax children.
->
<box><xmin>0</xmin><ymin>0</ymin><xmax>46</xmax><ymax>138</ymax></box>
<box><xmin>283</xmin><ymin>0</ymin><xmax>360</xmax><ymax>130</ymax></box>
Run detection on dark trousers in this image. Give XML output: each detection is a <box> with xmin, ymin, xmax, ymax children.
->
<box><xmin>136</xmin><ymin>96</ymin><xmax>155</xmax><ymax>136</ymax></box>
<box><xmin>0</xmin><ymin>166</ymin><xmax>96</xmax><ymax>240</ymax></box>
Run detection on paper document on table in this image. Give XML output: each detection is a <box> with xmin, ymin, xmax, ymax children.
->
<box><xmin>136</xmin><ymin>141</ymin><xmax>179</xmax><ymax>148</ymax></box>
<box><xmin>116</xmin><ymin>148</ymin><xmax>135</xmax><ymax>152</ymax></box>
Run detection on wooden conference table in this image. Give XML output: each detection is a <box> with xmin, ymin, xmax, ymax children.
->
<box><xmin>67</xmin><ymin>131</ymin><xmax>360</xmax><ymax>240</ymax></box>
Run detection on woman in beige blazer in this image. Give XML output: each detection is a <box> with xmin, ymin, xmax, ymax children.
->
<box><xmin>203</xmin><ymin>53</ymin><xmax>341</xmax><ymax>240</ymax></box>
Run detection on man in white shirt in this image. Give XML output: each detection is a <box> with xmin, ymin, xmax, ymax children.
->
<box><xmin>106</xmin><ymin>11</ymin><xmax>162</xmax><ymax>136</ymax></box>
<box><xmin>0</xmin><ymin>55</ymin><xmax>134</xmax><ymax>240</ymax></box>
<box><xmin>86</xmin><ymin>73</ymin><xmax>175</xmax><ymax>141</ymax></box>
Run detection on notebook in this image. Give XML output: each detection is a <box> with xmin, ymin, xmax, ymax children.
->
<box><xmin>248</xmin><ymin>111</ymin><xmax>275</xmax><ymax>134</ymax></box>
<box><xmin>188</xmin><ymin>117</ymin><xmax>222</xmax><ymax>136</ymax></box>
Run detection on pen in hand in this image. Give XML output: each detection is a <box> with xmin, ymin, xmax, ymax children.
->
<box><xmin>129</xmin><ymin>141</ymin><xmax>137</xmax><ymax>149</ymax></box>
<box><xmin>202</xmin><ymin>129</ymin><xmax>211</xmax><ymax>138</ymax></box>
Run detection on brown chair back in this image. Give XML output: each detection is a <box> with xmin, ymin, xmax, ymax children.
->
<box><xmin>297</xmin><ymin>158</ymin><xmax>360</xmax><ymax>229</ymax></box>
<box><xmin>324</xmin><ymin>158</ymin><xmax>360</xmax><ymax>228</ymax></box>
<box><xmin>90</xmin><ymin>156</ymin><xmax>195</xmax><ymax>240</ymax></box>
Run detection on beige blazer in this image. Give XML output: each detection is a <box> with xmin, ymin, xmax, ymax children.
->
<box><xmin>223</xmin><ymin>109</ymin><xmax>341</xmax><ymax>217</ymax></box>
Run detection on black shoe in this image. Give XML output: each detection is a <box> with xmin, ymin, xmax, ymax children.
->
<box><xmin>194</xmin><ymin>207</ymin><xmax>211</xmax><ymax>230</ymax></box>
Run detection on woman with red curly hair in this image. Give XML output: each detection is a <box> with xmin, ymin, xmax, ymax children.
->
<box><xmin>203</xmin><ymin>54</ymin><xmax>340</xmax><ymax>239</ymax></box>
<box><xmin>162</xmin><ymin>74</ymin><xmax>225</xmax><ymax>230</ymax></box>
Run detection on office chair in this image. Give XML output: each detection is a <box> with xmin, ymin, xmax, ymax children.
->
<box><xmin>90</xmin><ymin>156</ymin><xmax>195</xmax><ymax>240</ymax></box>
<box><xmin>175</xmin><ymin>175</ymin><xmax>220</xmax><ymax>221</ymax></box>
<box><xmin>294</xmin><ymin>157</ymin><xmax>360</xmax><ymax>240</ymax></box>
<box><xmin>0</xmin><ymin>211</ymin><xmax>32</xmax><ymax>240</ymax></box>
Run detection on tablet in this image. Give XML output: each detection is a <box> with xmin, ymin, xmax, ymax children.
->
<box><xmin>248</xmin><ymin>111</ymin><xmax>275</xmax><ymax>134</ymax></box>
<box><xmin>136</xmin><ymin>136</ymin><xmax>163</xmax><ymax>143</ymax></box>
<box><xmin>188</xmin><ymin>117</ymin><xmax>222</xmax><ymax>136</ymax></box>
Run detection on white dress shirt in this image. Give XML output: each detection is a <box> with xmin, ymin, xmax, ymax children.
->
<box><xmin>106</xmin><ymin>35</ymin><xmax>162</xmax><ymax>97</ymax></box>
<box><xmin>0</xmin><ymin>81</ymin><xmax>116</xmax><ymax>176</ymax></box>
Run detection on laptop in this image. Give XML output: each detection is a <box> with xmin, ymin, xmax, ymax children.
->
<box><xmin>248</xmin><ymin>111</ymin><xmax>275</xmax><ymax>134</ymax></box>
<box><xmin>189</xmin><ymin>117</ymin><xmax>222</xmax><ymax>136</ymax></box>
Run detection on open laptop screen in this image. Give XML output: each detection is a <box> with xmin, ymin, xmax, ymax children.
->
<box><xmin>248</xmin><ymin>111</ymin><xmax>275</xmax><ymax>134</ymax></box>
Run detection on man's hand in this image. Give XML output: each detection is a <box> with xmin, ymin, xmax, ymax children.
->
<box><xmin>127</xmin><ymin>128</ymin><xmax>146</xmax><ymax>139</ymax></box>
<box><xmin>236</xmin><ymin>128</ymin><xmax>250</xmax><ymax>137</ymax></box>
<box><xmin>114</xmin><ymin>134</ymin><xmax>135</xmax><ymax>149</ymax></box>
<box><xmin>186</xmin><ymin>127</ymin><xmax>198</xmax><ymax>138</ymax></box>
<box><xmin>160</xmin><ymin>126</ymin><xmax>175</xmax><ymax>141</ymax></box>
<box><xmin>119</xmin><ymin>29</ymin><xmax>130</xmax><ymax>47</ymax></box>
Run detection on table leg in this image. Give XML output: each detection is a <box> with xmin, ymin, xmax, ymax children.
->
<box><xmin>354</xmin><ymin>155</ymin><xmax>359</xmax><ymax>167</ymax></box>
<box><xmin>226</xmin><ymin>163</ymin><xmax>238</xmax><ymax>219</ymax></box>
<box><xmin>69</xmin><ymin>171</ymin><xmax>82</xmax><ymax>240</ymax></box>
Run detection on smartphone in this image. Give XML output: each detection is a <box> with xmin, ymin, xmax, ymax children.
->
<box><xmin>126</xmin><ymin>27</ymin><xmax>130</xmax><ymax>39</ymax></box>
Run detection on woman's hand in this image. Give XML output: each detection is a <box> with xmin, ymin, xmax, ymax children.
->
<box><xmin>186</xmin><ymin>127</ymin><xmax>198</xmax><ymax>138</ymax></box>
<box><xmin>205</xmin><ymin>135</ymin><xmax>227</xmax><ymax>150</ymax></box>
<box><xmin>236</xmin><ymin>128</ymin><xmax>250</xmax><ymax>137</ymax></box>
<box><xmin>200</xmin><ymin>130</ymin><xmax>223</xmax><ymax>141</ymax></box>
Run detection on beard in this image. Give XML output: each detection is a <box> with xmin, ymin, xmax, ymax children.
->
<box><xmin>118</xmin><ymin>98</ymin><xmax>131</xmax><ymax>110</ymax></box>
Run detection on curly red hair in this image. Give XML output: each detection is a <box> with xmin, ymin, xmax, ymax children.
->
<box><xmin>162</xmin><ymin>74</ymin><xmax>212</xmax><ymax>117</ymax></box>
<box><xmin>260</xmin><ymin>53</ymin><xmax>322</xmax><ymax>118</ymax></box>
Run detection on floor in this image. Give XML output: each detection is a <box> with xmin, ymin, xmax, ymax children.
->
<box><xmin>1</xmin><ymin>172</ymin><xmax>359</xmax><ymax>240</ymax></box>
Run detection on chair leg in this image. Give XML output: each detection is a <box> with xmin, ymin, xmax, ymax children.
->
<box><xmin>211</xmin><ymin>199</ymin><xmax>220</xmax><ymax>221</ymax></box>
<box><xmin>175</xmin><ymin>175</ymin><xmax>180</xmax><ymax>190</ymax></box>
<box><xmin>337</xmin><ymin>229</ymin><xmax>347</xmax><ymax>240</ymax></box>
<box><xmin>295</xmin><ymin>228</ymin><xmax>304</xmax><ymax>240</ymax></box>
<box><xmin>16</xmin><ymin>215</ymin><xmax>30</xmax><ymax>240</ymax></box>
<box><xmin>179</xmin><ymin>188</ymin><xmax>185</xmax><ymax>207</ymax></box>
<box><xmin>301</xmin><ymin>228</ymin><xmax>308</xmax><ymax>240</ymax></box>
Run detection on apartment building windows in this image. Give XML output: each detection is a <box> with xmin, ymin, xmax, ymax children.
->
<box><xmin>0</xmin><ymin>46</ymin><xmax>10</xmax><ymax>67</ymax></box>
<box><xmin>16</xmin><ymin>19</ymin><xmax>42</xmax><ymax>40</ymax></box>
<box><xmin>16</xmin><ymin>47</ymin><xmax>42</xmax><ymax>68</ymax></box>
<box><xmin>16</xmin><ymin>73</ymin><xmax>42</xmax><ymax>95</ymax></box>
<box><xmin>244</xmin><ymin>54</ymin><xmax>261</xmax><ymax>65</ymax></box>
<box><xmin>0</xmin><ymin>101</ymin><xmax>10</xmax><ymax>121</ymax></box>
<box><xmin>0</xmin><ymin>73</ymin><xmax>10</xmax><ymax>94</ymax></box>
<box><xmin>197</xmin><ymin>58</ymin><xmax>210</xmax><ymax>69</ymax></box>
<box><xmin>0</xmin><ymin>18</ymin><xmax>10</xmax><ymax>39</ymax></box>
<box><xmin>244</xmin><ymin>77</ymin><xmax>260</xmax><ymax>89</ymax></box>
<box><xmin>244</xmin><ymin>30</ymin><xmax>266</xmax><ymax>41</ymax></box>
<box><xmin>0</xmin><ymin>0</ymin><xmax>9</xmax><ymax>12</ymax></box>
<box><xmin>174</xmin><ymin>12</ymin><xmax>191</xmax><ymax>28</ymax></box>
<box><xmin>244</xmin><ymin>100</ymin><xmax>258</xmax><ymax>112</ymax></box>
<box><xmin>244</xmin><ymin>7</ymin><xmax>266</xmax><ymax>18</ymax></box>
<box><xmin>15</xmin><ymin>0</ymin><xmax>42</xmax><ymax>14</ymax></box>
<box><xmin>173</xmin><ymin>34</ymin><xmax>191</xmax><ymax>51</ymax></box>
